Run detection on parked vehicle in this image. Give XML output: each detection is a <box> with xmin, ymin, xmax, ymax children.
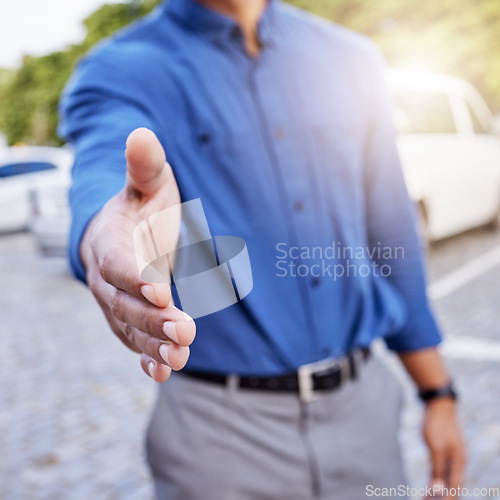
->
<box><xmin>30</xmin><ymin>181</ymin><xmax>71</xmax><ymax>255</ymax></box>
<box><xmin>387</xmin><ymin>69</ymin><xmax>500</xmax><ymax>242</ymax></box>
<box><xmin>0</xmin><ymin>146</ymin><xmax>72</xmax><ymax>245</ymax></box>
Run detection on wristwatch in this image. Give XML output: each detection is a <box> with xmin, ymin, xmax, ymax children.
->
<box><xmin>418</xmin><ymin>382</ymin><xmax>458</xmax><ymax>403</ymax></box>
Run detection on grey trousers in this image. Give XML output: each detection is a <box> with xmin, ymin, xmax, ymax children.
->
<box><xmin>145</xmin><ymin>353</ymin><xmax>407</xmax><ymax>500</ymax></box>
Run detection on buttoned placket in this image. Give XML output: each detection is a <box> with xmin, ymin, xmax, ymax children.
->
<box><xmin>244</xmin><ymin>46</ymin><xmax>323</xmax><ymax>360</ymax></box>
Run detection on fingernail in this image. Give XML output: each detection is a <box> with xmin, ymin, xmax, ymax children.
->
<box><xmin>159</xmin><ymin>343</ymin><xmax>170</xmax><ymax>366</ymax></box>
<box><xmin>148</xmin><ymin>361</ymin><xmax>155</xmax><ymax>378</ymax></box>
<box><xmin>163</xmin><ymin>321</ymin><xmax>179</xmax><ymax>343</ymax></box>
<box><xmin>141</xmin><ymin>285</ymin><xmax>158</xmax><ymax>306</ymax></box>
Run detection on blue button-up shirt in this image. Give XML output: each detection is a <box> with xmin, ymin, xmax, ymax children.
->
<box><xmin>59</xmin><ymin>0</ymin><xmax>442</xmax><ymax>375</ymax></box>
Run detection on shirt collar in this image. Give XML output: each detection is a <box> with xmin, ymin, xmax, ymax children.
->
<box><xmin>164</xmin><ymin>0</ymin><xmax>279</xmax><ymax>48</ymax></box>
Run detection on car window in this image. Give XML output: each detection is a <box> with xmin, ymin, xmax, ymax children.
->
<box><xmin>0</xmin><ymin>161</ymin><xmax>56</xmax><ymax>178</ymax></box>
<box><xmin>466</xmin><ymin>101</ymin><xmax>488</xmax><ymax>134</ymax></box>
<box><xmin>392</xmin><ymin>89</ymin><xmax>456</xmax><ymax>134</ymax></box>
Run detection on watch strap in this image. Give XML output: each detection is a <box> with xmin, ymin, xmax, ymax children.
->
<box><xmin>418</xmin><ymin>382</ymin><xmax>458</xmax><ymax>403</ymax></box>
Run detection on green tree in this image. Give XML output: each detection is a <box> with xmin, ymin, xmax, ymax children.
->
<box><xmin>0</xmin><ymin>0</ymin><xmax>162</xmax><ymax>145</ymax></box>
<box><xmin>1</xmin><ymin>0</ymin><xmax>500</xmax><ymax>145</ymax></box>
<box><xmin>288</xmin><ymin>0</ymin><xmax>500</xmax><ymax>113</ymax></box>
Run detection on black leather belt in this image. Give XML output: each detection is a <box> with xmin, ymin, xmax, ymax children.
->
<box><xmin>182</xmin><ymin>347</ymin><xmax>371</xmax><ymax>403</ymax></box>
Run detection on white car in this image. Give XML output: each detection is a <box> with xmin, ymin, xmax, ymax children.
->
<box><xmin>30</xmin><ymin>179</ymin><xmax>72</xmax><ymax>255</ymax></box>
<box><xmin>387</xmin><ymin>69</ymin><xmax>500</xmax><ymax>241</ymax></box>
<box><xmin>0</xmin><ymin>146</ymin><xmax>72</xmax><ymax>239</ymax></box>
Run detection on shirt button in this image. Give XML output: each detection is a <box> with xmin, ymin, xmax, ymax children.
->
<box><xmin>274</xmin><ymin>127</ymin><xmax>285</xmax><ymax>140</ymax></box>
<box><xmin>198</xmin><ymin>133</ymin><xmax>211</xmax><ymax>144</ymax></box>
<box><xmin>294</xmin><ymin>200</ymin><xmax>304</xmax><ymax>212</ymax></box>
<box><xmin>311</xmin><ymin>276</ymin><xmax>321</xmax><ymax>287</ymax></box>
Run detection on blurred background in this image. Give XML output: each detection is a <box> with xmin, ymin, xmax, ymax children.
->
<box><xmin>1</xmin><ymin>0</ymin><xmax>500</xmax><ymax>499</ymax></box>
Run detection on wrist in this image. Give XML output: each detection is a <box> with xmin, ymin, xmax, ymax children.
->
<box><xmin>419</xmin><ymin>381</ymin><xmax>458</xmax><ymax>405</ymax></box>
<box><xmin>425</xmin><ymin>396</ymin><xmax>457</xmax><ymax>413</ymax></box>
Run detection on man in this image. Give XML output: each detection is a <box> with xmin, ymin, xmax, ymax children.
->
<box><xmin>59</xmin><ymin>0</ymin><xmax>466</xmax><ymax>498</ymax></box>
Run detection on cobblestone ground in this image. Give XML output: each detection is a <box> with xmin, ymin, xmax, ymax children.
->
<box><xmin>1</xmin><ymin>228</ymin><xmax>500</xmax><ymax>500</ymax></box>
<box><xmin>0</xmin><ymin>233</ymin><xmax>156</xmax><ymax>500</ymax></box>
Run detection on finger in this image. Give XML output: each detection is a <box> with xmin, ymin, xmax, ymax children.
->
<box><xmin>105</xmin><ymin>312</ymin><xmax>142</xmax><ymax>354</ymax></box>
<box><xmin>87</xmin><ymin>262</ymin><xmax>143</xmax><ymax>352</ymax></box>
<box><xmin>125</xmin><ymin>128</ymin><xmax>171</xmax><ymax>198</ymax></box>
<box><xmin>139</xmin><ymin>283</ymin><xmax>172</xmax><ymax>308</ymax></box>
<box><xmin>92</xmin><ymin>232</ymin><xmax>148</xmax><ymax>299</ymax></box>
<box><xmin>89</xmin><ymin>253</ymin><xmax>145</xmax><ymax>312</ymax></box>
<box><xmin>91</xmin><ymin>261</ymin><xmax>194</xmax><ymax>345</ymax></box>
<box><xmin>88</xmin><ymin>262</ymin><xmax>192</xmax><ymax>347</ymax></box>
<box><xmin>141</xmin><ymin>353</ymin><xmax>172</xmax><ymax>383</ymax></box>
<box><xmin>126</xmin><ymin>324</ymin><xmax>190</xmax><ymax>371</ymax></box>
<box><xmin>92</xmin><ymin>233</ymin><xmax>173</xmax><ymax>307</ymax></box>
<box><xmin>430</xmin><ymin>443</ymin><xmax>447</xmax><ymax>484</ymax></box>
<box><xmin>107</xmin><ymin>287</ymin><xmax>196</xmax><ymax>346</ymax></box>
<box><xmin>448</xmin><ymin>444</ymin><xmax>466</xmax><ymax>491</ymax></box>
<box><xmin>91</xmin><ymin>268</ymin><xmax>187</xmax><ymax>371</ymax></box>
<box><xmin>428</xmin><ymin>479</ymin><xmax>446</xmax><ymax>499</ymax></box>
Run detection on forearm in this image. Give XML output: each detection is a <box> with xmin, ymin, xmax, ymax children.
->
<box><xmin>399</xmin><ymin>347</ymin><xmax>457</xmax><ymax>414</ymax></box>
<box><xmin>398</xmin><ymin>347</ymin><xmax>450</xmax><ymax>390</ymax></box>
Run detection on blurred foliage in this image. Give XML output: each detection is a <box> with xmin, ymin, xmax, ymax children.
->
<box><xmin>288</xmin><ymin>0</ymin><xmax>500</xmax><ymax>113</ymax></box>
<box><xmin>0</xmin><ymin>0</ymin><xmax>162</xmax><ymax>145</ymax></box>
<box><xmin>1</xmin><ymin>0</ymin><xmax>500</xmax><ymax>145</ymax></box>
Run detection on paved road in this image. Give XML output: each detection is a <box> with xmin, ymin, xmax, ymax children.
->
<box><xmin>1</xmin><ymin>226</ymin><xmax>500</xmax><ymax>499</ymax></box>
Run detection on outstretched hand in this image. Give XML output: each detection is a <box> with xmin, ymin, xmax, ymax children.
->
<box><xmin>80</xmin><ymin>128</ymin><xmax>196</xmax><ymax>383</ymax></box>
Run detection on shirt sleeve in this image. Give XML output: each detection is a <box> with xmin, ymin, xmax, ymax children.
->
<box><xmin>58</xmin><ymin>52</ymin><xmax>160</xmax><ymax>283</ymax></box>
<box><xmin>361</xmin><ymin>46</ymin><xmax>443</xmax><ymax>352</ymax></box>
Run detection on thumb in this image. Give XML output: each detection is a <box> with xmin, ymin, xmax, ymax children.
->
<box><xmin>125</xmin><ymin>127</ymin><xmax>169</xmax><ymax>198</ymax></box>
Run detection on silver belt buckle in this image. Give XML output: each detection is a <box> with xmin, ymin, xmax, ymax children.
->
<box><xmin>297</xmin><ymin>356</ymin><xmax>350</xmax><ymax>403</ymax></box>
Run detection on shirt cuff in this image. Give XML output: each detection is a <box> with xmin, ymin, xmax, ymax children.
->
<box><xmin>383</xmin><ymin>308</ymin><xmax>443</xmax><ymax>352</ymax></box>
